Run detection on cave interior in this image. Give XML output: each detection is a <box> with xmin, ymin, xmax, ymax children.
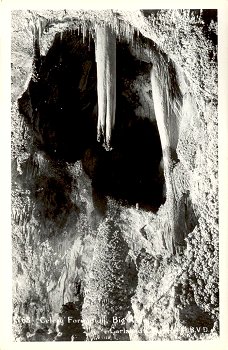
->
<box><xmin>18</xmin><ymin>29</ymin><xmax>165</xmax><ymax>214</ymax></box>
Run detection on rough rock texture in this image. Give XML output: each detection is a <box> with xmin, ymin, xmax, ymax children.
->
<box><xmin>11</xmin><ymin>9</ymin><xmax>218</xmax><ymax>341</ymax></box>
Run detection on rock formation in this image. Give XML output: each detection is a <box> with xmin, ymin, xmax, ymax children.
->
<box><xmin>11</xmin><ymin>9</ymin><xmax>218</xmax><ymax>341</ymax></box>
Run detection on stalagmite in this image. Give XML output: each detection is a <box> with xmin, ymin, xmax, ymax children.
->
<box><xmin>95</xmin><ymin>25</ymin><xmax>116</xmax><ymax>150</ymax></box>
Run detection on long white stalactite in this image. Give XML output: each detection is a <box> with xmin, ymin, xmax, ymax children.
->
<box><xmin>95</xmin><ymin>25</ymin><xmax>116</xmax><ymax>150</ymax></box>
<box><xmin>150</xmin><ymin>61</ymin><xmax>178</xmax><ymax>253</ymax></box>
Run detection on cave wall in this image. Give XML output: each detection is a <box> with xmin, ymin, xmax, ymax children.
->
<box><xmin>11</xmin><ymin>9</ymin><xmax>218</xmax><ymax>341</ymax></box>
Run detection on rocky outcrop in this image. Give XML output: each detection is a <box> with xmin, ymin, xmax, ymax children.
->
<box><xmin>11</xmin><ymin>9</ymin><xmax>218</xmax><ymax>341</ymax></box>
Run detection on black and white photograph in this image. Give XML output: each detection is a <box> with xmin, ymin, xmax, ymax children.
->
<box><xmin>1</xmin><ymin>4</ymin><xmax>226</xmax><ymax>345</ymax></box>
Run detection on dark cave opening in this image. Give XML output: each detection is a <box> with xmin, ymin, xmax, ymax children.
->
<box><xmin>18</xmin><ymin>30</ymin><xmax>165</xmax><ymax>212</ymax></box>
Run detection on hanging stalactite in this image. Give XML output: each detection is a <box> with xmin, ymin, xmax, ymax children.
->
<box><xmin>95</xmin><ymin>25</ymin><xmax>116</xmax><ymax>150</ymax></box>
<box><xmin>150</xmin><ymin>54</ymin><xmax>182</xmax><ymax>254</ymax></box>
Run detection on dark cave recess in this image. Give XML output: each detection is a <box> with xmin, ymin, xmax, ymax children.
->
<box><xmin>18</xmin><ymin>30</ymin><xmax>165</xmax><ymax>211</ymax></box>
